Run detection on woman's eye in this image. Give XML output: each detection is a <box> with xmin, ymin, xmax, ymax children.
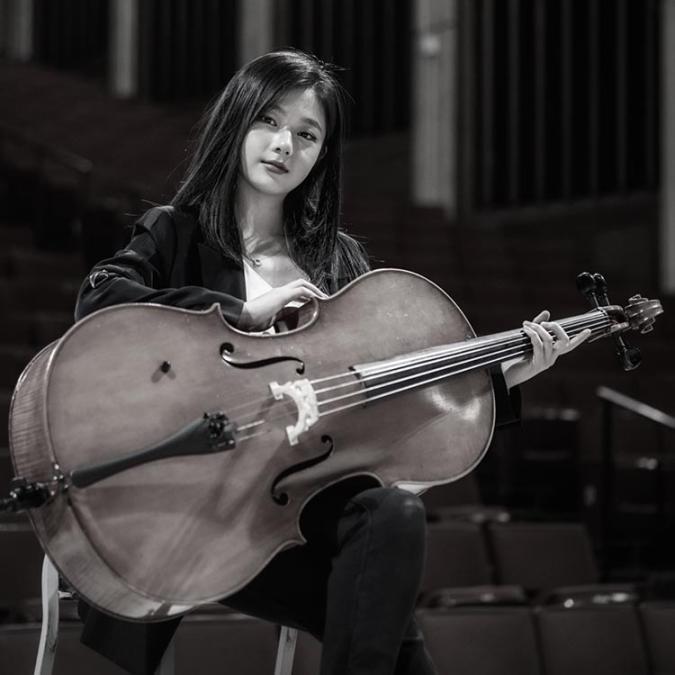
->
<box><xmin>259</xmin><ymin>115</ymin><xmax>276</xmax><ymax>126</ymax></box>
<box><xmin>299</xmin><ymin>131</ymin><xmax>317</xmax><ymax>142</ymax></box>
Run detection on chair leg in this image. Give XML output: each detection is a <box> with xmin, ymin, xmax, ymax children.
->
<box><xmin>274</xmin><ymin>626</ymin><xmax>298</xmax><ymax>675</ymax></box>
<box><xmin>156</xmin><ymin>636</ymin><xmax>175</xmax><ymax>675</ymax></box>
<box><xmin>31</xmin><ymin>556</ymin><xmax>295</xmax><ymax>675</ymax></box>
<box><xmin>34</xmin><ymin>555</ymin><xmax>60</xmax><ymax>675</ymax></box>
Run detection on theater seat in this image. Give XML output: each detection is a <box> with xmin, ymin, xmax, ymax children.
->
<box><xmin>416</xmin><ymin>606</ymin><xmax>541</xmax><ymax>675</ymax></box>
<box><xmin>419</xmin><ymin>584</ymin><xmax>527</xmax><ymax>610</ymax></box>
<box><xmin>488</xmin><ymin>521</ymin><xmax>598</xmax><ymax>591</ymax></box>
<box><xmin>640</xmin><ymin>601</ymin><xmax>675</xmax><ymax>675</ymax></box>
<box><xmin>420</xmin><ymin>521</ymin><xmax>493</xmax><ymax>594</ymax></box>
<box><xmin>536</xmin><ymin>604</ymin><xmax>649</xmax><ymax>675</ymax></box>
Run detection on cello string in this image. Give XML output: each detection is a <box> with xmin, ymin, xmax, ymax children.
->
<box><xmin>236</xmin><ymin>323</ymin><xmax>604</xmax><ymax>440</ymax></box>
<box><xmin>315</xmin><ymin>320</ymin><xmax>608</xmax><ymax>409</ymax></box>
<box><xmin>312</xmin><ymin>317</ymin><xmax>609</xmax><ymax>401</ymax></box>
<box><xmin>236</xmin><ymin>419</ymin><xmax>266</xmax><ymax>431</ymax></box>
<box><xmin>237</xmin><ymin>429</ymin><xmax>271</xmax><ymax>443</ymax></box>
<box><xmin>336</xmin><ymin>314</ymin><xmax>607</xmax><ymax>379</ymax></box>
<box><xmin>317</xmin><ymin>344</ymin><xmax>563</xmax><ymax>418</ymax></box>
<box><xmin>308</xmin><ymin>311</ymin><xmax>608</xmax><ymax>386</ymax></box>
<box><xmin>210</xmin><ymin>312</ymin><xmax>608</xmax><ymax>424</ymax></box>
<box><xmin>318</xmin><ymin>353</ymin><xmax>519</xmax><ymax>417</ymax></box>
<box><xmin>228</xmin><ymin>317</ymin><xmax>612</xmax><ymax>436</ymax></box>
<box><xmin>226</xmin><ymin>316</ymin><xmax>611</xmax><ymax>433</ymax></box>
<box><xmin>312</xmin><ymin>316</ymin><xmax>609</xmax><ymax>396</ymax></box>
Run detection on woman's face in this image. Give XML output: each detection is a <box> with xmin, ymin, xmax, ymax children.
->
<box><xmin>239</xmin><ymin>87</ymin><xmax>327</xmax><ymax>199</ymax></box>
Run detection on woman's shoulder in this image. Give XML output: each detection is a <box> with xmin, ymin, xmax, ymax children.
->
<box><xmin>135</xmin><ymin>204</ymin><xmax>200</xmax><ymax>235</ymax></box>
<box><xmin>132</xmin><ymin>204</ymin><xmax>203</xmax><ymax>254</ymax></box>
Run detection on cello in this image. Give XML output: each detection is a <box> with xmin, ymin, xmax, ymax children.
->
<box><xmin>5</xmin><ymin>269</ymin><xmax>662</xmax><ymax>620</ymax></box>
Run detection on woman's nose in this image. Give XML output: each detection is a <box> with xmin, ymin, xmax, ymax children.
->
<box><xmin>273</xmin><ymin>128</ymin><xmax>293</xmax><ymax>156</ymax></box>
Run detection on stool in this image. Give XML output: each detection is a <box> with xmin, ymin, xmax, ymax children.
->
<box><xmin>34</xmin><ymin>555</ymin><xmax>298</xmax><ymax>675</ymax></box>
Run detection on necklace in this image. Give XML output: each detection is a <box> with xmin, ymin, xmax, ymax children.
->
<box><xmin>243</xmin><ymin>234</ymin><xmax>288</xmax><ymax>268</ymax></box>
<box><xmin>242</xmin><ymin>250</ymin><xmax>267</xmax><ymax>268</ymax></box>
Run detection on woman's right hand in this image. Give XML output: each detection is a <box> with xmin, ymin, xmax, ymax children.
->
<box><xmin>238</xmin><ymin>279</ymin><xmax>328</xmax><ymax>331</ymax></box>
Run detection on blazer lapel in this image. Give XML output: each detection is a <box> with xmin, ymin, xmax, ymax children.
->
<box><xmin>197</xmin><ymin>242</ymin><xmax>246</xmax><ymax>301</ymax></box>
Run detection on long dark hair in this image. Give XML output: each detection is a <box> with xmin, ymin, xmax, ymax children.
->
<box><xmin>172</xmin><ymin>48</ymin><xmax>368</xmax><ymax>291</ymax></box>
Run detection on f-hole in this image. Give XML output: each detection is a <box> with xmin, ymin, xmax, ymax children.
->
<box><xmin>220</xmin><ymin>343</ymin><xmax>305</xmax><ymax>375</ymax></box>
<box><xmin>271</xmin><ymin>435</ymin><xmax>334</xmax><ymax>505</ymax></box>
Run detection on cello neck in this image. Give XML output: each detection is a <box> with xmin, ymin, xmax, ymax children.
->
<box><xmin>447</xmin><ymin>307</ymin><xmax>614</xmax><ymax>370</ymax></box>
<box><xmin>349</xmin><ymin>309</ymin><xmax>614</xmax><ymax>404</ymax></box>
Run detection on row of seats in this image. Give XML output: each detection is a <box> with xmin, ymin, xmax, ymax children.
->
<box><xmin>1</xmin><ymin>602</ymin><xmax>673</xmax><ymax>675</ymax></box>
<box><xmin>422</xmin><ymin>519</ymin><xmax>603</xmax><ymax>597</ymax></box>
<box><xmin>417</xmin><ymin>602</ymin><xmax>672</xmax><ymax>675</ymax></box>
<box><xmin>0</xmin><ymin>512</ymin><xmax>631</xmax><ymax>622</ymax></box>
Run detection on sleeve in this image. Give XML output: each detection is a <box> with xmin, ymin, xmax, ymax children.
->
<box><xmin>74</xmin><ymin>207</ymin><xmax>244</xmax><ymax>326</ymax></box>
<box><xmin>490</xmin><ymin>365</ymin><xmax>521</xmax><ymax>428</ymax></box>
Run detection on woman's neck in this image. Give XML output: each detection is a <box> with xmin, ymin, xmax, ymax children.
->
<box><xmin>235</xmin><ymin>181</ymin><xmax>285</xmax><ymax>248</ymax></box>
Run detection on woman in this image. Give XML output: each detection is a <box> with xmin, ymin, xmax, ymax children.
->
<box><xmin>75</xmin><ymin>49</ymin><xmax>589</xmax><ymax>675</ymax></box>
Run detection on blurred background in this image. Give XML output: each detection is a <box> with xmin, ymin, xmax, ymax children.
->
<box><xmin>1</xmin><ymin>1</ymin><xmax>674</xmax><ymax>673</ymax></box>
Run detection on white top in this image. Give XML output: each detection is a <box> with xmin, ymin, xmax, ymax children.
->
<box><xmin>243</xmin><ymin>259</ymin><xmax>276</xmax><ymax>303</ymax></box>
<box><xmin>243</xmin><ymin>259</ymin><xmax>302</xmax><ymax>335</ymax></box>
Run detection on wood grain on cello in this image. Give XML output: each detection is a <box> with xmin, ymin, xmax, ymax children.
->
<box><xmin>7</xmin><ymin>269</ymin><xmax>663</xmax><ymax>621</ymax></box>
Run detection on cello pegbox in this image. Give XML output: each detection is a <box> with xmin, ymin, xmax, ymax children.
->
<box><xmin>578</xmin><ymin>272</ymin><xmax>642</xmax><ymax>371</ymax></box>
<box><xmin>624</xmin><ymin>295</ymin><xmax>664</xmax><ymax>334</ymax></box>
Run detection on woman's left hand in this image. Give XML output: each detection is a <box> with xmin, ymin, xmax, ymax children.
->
<box><xmin>502</xmin><ymin>310</ymin><xmax>592</xmax><ymax>389</ymax></box>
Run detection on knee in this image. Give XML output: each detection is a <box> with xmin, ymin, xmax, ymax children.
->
<box><xmin>387</xmin><ymin>488</ymin><xmax>427</xmax><ymax>529</ymax></box>
<box><xmin>356</xmin><ymin>487</ymin><xmax>427</xmax><ymax>538</ymax></box>
<box><xmin>339</xmin><ymin>488</ymin><xmax>428</xmax><ymax>576</ymax></box>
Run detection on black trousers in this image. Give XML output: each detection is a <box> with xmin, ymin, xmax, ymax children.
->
<box><xmin>224</xmin><ymin>482</ymin><xmax>438</xmax><ymax>675</ymax></box>
<box><xmin>80</xmin><ymin>480</ymin><xmax>437</xmax><ymax>675</ymax></box>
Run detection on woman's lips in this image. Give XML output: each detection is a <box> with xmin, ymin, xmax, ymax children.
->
<box><xmin>262</xmin><ymin>161</ymin><xmax>289</xmax><ymax>174</ymax></box>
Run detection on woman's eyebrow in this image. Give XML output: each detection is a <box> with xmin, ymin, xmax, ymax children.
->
<box><xmin>301</xmin><ymin>117</ymin><xmax>323</xmax><ymax>133</ymax></box>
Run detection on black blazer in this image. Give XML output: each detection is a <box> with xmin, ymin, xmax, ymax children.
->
<box><xmin>76</xmin><ymin>205</ymin><xmax>247</xmax><ymax>325</ymax></box>
<box><xmin>75</xmin><ymin>205</ymin><xmax>520</xmax><ymax>674</ymax></box>
<box><xmin>75</xmin><ymin>205</ymin><xmax>367</xmax><ymax>324</ymax></box>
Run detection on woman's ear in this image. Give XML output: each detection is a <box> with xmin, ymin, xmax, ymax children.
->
<box><xmin>319</xmin><ymin>144</ymin><xmax>328</xmax><ymax>159</ymax></box>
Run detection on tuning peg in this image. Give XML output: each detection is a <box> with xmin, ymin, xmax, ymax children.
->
<box><xmin>577</xmin><ymin>272</ymin><xmax>642</xmax><ymax>371</ymax></box>
<box><xmin>592</xmin><ymin>273</ymin><xmax>610</xmax><ymax>305</ymax></box>
<box><xmin>615</xmin><ymin>341</ymin><xmax>642</xmax><ymax>371</ymax></box>
<box><xmin>576</xmin><ymin>272</ymin><xmax>600</xmax><ymax>308</ymax></box>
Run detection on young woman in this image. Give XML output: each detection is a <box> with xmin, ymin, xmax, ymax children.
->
<box><xmin>75</xmin><ymin>49</ymin><xmax>589</xmax><ymax>675</ymax></box>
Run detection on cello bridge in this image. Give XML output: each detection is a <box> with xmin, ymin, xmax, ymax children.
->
<box><xmin>269</xmin><ymin>378</ymin><xmax>319</xmax><ymax>445</ymax></box>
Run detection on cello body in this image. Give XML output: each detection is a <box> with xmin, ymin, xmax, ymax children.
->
<box><xmin>9</xmin><ymin>269</ymin><xmax>497</xmax><ymax>620</ymax></box>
